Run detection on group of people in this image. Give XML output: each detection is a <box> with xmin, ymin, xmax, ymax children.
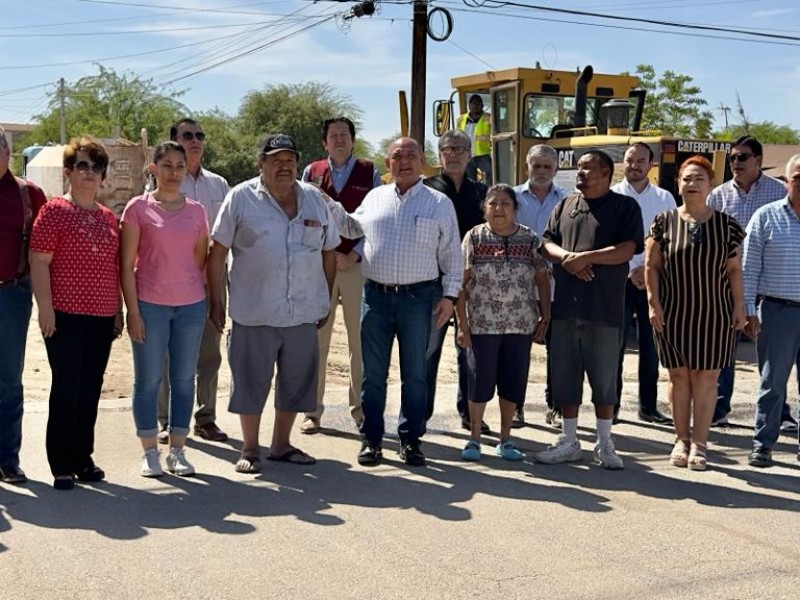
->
<box><xmin>1</xmin><ymin>117</ymin><xmax>798</xmax><ymax>490</ymax></box>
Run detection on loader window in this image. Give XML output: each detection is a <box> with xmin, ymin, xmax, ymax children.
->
<box><xmin>524</xmin><ymin>95</ymin><xmax>559</xmax><ymax>138</ymax></box>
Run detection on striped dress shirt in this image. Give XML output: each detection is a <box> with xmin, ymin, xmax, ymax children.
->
<box><xmin>706</xmin><ymin>173</ymin><xmax>786</xmax><ymax>228</ymax></box>
<box><xmin>327</xmin><ymin>179</ymin><xmax>463</xmax><ymax>297</ymax></box>
<box><xmin>742</xmin><ymin>198</ymin><xmax>800</xmax><ymax>315</ymax></box>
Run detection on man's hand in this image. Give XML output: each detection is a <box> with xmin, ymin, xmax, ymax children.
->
<box><xmin>562</xmin><ymin>252</ymin><xmax>594</xmax><ymax>280</ymax></box>
<box><xmin>744</xmin><ymin>315</ymin><xmax>760</xmax><ymax>340</ymax></box>
<box><xmin>433</xmin><ymin>297</ymin><xmax>454</xmax><ymax>329</ymax></box>
<box><xmin>629</xmin><ymin>266</ymin><xmax>645</xmax><ymax>289</ymax></box>
<box><xmin>209</xmin><ymin>301</ymin><xmax>225</xmax><ymax>334</ymax></box>
<box><xmin>335</xmin><ymin>251</ymin><xmax>359</xmax><ymax>272</ymax></box>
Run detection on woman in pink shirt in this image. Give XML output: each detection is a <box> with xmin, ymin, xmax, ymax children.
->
<box><xmin>30</xmin><ymin>137</ymin><xmax>122</xmax><ymax>490</ymax></box>
<box><xmin>121</xmin><ymin>141</ymin><xmax>208</xmax><ymax>478</ymax></box>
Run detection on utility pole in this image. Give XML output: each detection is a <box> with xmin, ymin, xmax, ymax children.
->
<box><xmin>58</xmin><ymin>77</ymin><xmax>66</xmax><ymax>144</ymax></box>
<box><xmin>410</xmin><ymin>0</ymin><xmax>427</xmax><ymax>148</ymax></box>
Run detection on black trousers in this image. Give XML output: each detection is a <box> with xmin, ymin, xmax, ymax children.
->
<box><xmin>44</xmin><ymin>311</ymin><xmax>115</xmax><ymax>477</ymax></box>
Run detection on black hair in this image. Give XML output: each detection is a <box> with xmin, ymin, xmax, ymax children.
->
<box><xmin>482</xmin><ymin>183</ymin><xmax>518</xmax><ymax>210</ymax></box>
<box><xmin>322</xmin><ymin>117</ymin><xmax>356</xmax><ymax>141</ymax></box>
<box><xmin>152</xmin><ymin>140</ymin><xmax>187</xmax><ymax>163</ymax></box>
<box><xmin>628</xmin><ymin>142</ymin><xmax>654</xmax><ymax>162</ymax></box>
<box><xmin>731</xmin><ymin>135</ymin><xmax>763</xmax><ymax>158</ymax></box>
<box><xmin>169</xmin><ymin>118</ymin><xmax>199</xmax><ymax>141</ymax></box>
<box><xmin>581</xmin><ymin>150</ymin><xmax>614</xmax><ymax>183</ymax></box>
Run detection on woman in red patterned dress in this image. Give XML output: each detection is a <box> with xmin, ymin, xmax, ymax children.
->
<box><xmin>29</xmin><ymin>137</ymin><xmax>122</xmax><ymax>490</ymax></box>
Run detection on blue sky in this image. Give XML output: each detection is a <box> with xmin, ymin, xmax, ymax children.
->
<box><xmin>1</xmin><ymin>0</ymin><xmax>798</xmax><ymax>149</ymax></box>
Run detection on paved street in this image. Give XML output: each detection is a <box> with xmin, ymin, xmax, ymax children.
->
<box><xmin>2</xmin><ymin>380</ymin><xmax>798</xmax><ymax>600</ymax></box>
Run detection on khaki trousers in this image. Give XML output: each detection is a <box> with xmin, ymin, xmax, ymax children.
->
<box><xmin>306</xmin><ymin>264</ymin><xmax>364</xmax><ymax>423</ymax></box>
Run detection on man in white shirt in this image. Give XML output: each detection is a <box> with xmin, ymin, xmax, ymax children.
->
<box><xmin>326</xmin><ymin>137</ymin><xmax>462</xmax><ymax>467</ymax></box>
<box><xmin>612</xmin><ymin>143</ymin><xmax>676</xmax><ymax>424</ymax></box>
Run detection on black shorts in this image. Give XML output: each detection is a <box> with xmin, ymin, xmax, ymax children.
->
<box><xmin>469</xmin><ymin>333</ymin><xmax>533</xmax><ymax>405</ymax></box>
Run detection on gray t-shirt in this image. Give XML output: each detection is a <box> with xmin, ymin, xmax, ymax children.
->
<box><xmin>212</xmin><ymin>177</ymin><xmax>340</xmax><ymax>327</ymax></box>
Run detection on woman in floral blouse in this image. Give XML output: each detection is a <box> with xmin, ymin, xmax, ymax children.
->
<box><xmin>455</xmin><ymin>184</ymin><xmax>551</xmax><ymax>462</ymax></box>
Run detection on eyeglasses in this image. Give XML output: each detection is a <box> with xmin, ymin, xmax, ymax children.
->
<box><xmin>728</xmin><ymin>153</ymin><xmax>753</xmax><ymax>163</ymax></box>
<box><xmin>73</xmin><ymin>160</ymin><xmax>106</xmax><ymax>175</ymax></box>
<box><xmin>441</xmin><ymin>146</ymin><xmax>469</xmax><ymax>156</ymax></box>
<box><xmin>180</xmin><ymin>131</ymin><xmax>206</xmax><ymax>141</ymax></box>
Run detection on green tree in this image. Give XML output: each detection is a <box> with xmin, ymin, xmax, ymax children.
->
<box><xmin>628</xmin><ymin>64</ymin><xmax>714</xmax><ymax>138</ymax></box>
<box><xmin>197</xmin><ymin>108</ymin><xmax>258</xmax><ymax>185</ymax></box>
<box><xmin>28</xmin><ymin>65</ymin><xmax>187</xmax><ymax>145</ymax></box>
<box><xmin>237</xmin><ymin>82</ymin><xmax>367</xmax><ymax>173</ymax></box>
<box><xmin>714</xmin><ymin>121</ymin><xmax>800</xmax><ymax>145</ymax></box>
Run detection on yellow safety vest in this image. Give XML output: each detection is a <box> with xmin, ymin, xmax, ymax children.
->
<box><xmin>458</xmin><ymin>113</ymin><xmax>491</xmax><ymax>157</ymax></box>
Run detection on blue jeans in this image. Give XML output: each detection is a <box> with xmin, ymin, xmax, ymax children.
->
<box><xmin>360</xmin><ymin>280</ymin><xmax>435</xmax><ymax>444</ymax></box>
<box><xmin>616</xmin><ymin>281</ymin><xmax>659</xmax><ymax>411</ymax></box>
<box><xmin>425</xmin><ymin>309</ymin><xmax>469</xmax><ymax>419</ymax></box>
<box><xmin>0</xmin><ymin>278</ymin><xmax>32</xmax><ymax>468</ymax></box>
<box><xmin>753</xmin><ymin>299</ymin><xmax>800</xmax><ymax>450</ymax></box>
<box><xmin>131</xmin><ymin>300</ymin><xmax>206</xmax><ymax>437</ymax></box>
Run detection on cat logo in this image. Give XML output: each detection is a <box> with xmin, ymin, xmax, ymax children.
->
<box><xmin>558</xmin><ymin>150</ymin><xmax>574</xmax><ymax>169</ymax></box>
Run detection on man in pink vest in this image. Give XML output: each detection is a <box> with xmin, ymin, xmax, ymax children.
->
<box><xmin>299</xmin><ymin>117</ymin><xmax>381</xmax><ymax>434</ymax></box>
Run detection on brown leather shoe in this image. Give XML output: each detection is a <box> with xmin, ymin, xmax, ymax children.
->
<box><xmin>194</xmin><ymin>422</ymin><xmax>228</xmax><ymax>442</ymax></box>
<box><xmin>299</xmin><ymin>417</ymin><xmax>320</xmax><ymax>434</ymax></box>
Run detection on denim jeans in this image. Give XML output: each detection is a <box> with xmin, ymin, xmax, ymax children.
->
<box><xmin>131</xmin><ymin>300</ymin><xmax>206</xmax><ymax>437</ymax></box>
<box><xmin>753</xmin><ymin>299</ymin><xmax>800</xmax><ymax>450</ymax></box>
<box><xmin>425</xmin><ymin>314</ymin><xmax>469</xmax><ymax>420</ymax></box>
<box><xmin>0</xmin><ymin>278</ymin><xmax>32</xmax><ymax>468</ymax></box>
<box><xmin>360</xmin><ymin>280</ymin><xmax>435</xmax><ymax>444</ymax></box>
<box><xmin>616</xmin><ymin>281</ymin><xmax>659</xmax><ymax>411</ymax></box>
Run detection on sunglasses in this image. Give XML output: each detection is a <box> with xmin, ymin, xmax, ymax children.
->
<box><xmin>688</xmin><ymin>221</ymin><xmax>705</xmax><ymax>244</ymax></box>
<box><xmin>180</xmin><ymin>131</ymin><xmax>206</xmax><ymax>141</ymax></box>
<box><xmin>74</xmin><ymin>160</ymin><xmax>106</xmax><ymax>175</ymax></box>
<box><xmin>728</xmin><ymin>153</ymin><xmax>753</xmax><ymax>163</ymax></box>
<box><xmin>441</xmin><ymin>146</ymin><xmax>469</xmax><ymax>156</ymax></box>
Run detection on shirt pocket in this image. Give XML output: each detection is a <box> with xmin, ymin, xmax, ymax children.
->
<box><xmin>301</xmin><ymin>224</ymin><xmax>324</xmax><ymax>250</ymax></box>
<box><xmin>415</xmin><ymin>216</ymin><xmax>439</xmax><ymax>251</ymax></box>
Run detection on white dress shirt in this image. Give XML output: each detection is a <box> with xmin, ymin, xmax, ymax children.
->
<box><xmin>612</xmin><ymin>179</ymin><xmax>676</xmax><ymax>271</ymax></box>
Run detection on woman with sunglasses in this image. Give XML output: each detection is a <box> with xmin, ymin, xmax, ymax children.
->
<box><xmin>121</xmin><ymin>141</ymin><xmax>209</xmax><ymax>478</ymax></box>
<box><xmin>29</xmin><ymin>137</ymin><xmax>122</xmax><ymax>490</ymax></box>
<box><xmin>645</xmin><ymin>156</ymin><xmax>746</xmax><ymax>471</ymax></box>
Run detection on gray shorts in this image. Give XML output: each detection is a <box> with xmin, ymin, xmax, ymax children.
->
<box><xmin>549</xmin><ymin>319</ymin><xmax>622</xmax><ymax>408</ymax></box>
<box><xmin>227</xmin><ymin>321</ymin><xmax>318</xmax><ymax>414</ymax></box>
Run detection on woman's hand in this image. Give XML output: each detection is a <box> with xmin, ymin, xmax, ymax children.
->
<box><xmin>649</xmin><ymin>302</ymin><xmax>665</xmax><ymax>334</ymax></box>
<box><xmin>127</xmin><ymin>312</ymin><xmax>146</xmax><ymax>343</ymax></box>
<box><xmin>38</xmin><ymin>306</ymin><xmax>56</xmax><ymax>338</ymax></box>
<box><xmin>456</xmin><ymin>325</ymin><xmax>472</xmax><ymax>349</ymax></box>
<box><xmin>732</xmin><ymin>305</ymin><xmax>747</xmax><ymax>331</ymax></box>
<box><xmin>113</xmin><ymin>313</ymin><xmax>124</xmax><ymax>340</ymax></box>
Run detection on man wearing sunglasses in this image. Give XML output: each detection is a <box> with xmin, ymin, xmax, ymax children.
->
<box><xmin>706</xmin><ymin>136</ymin><xmax>795</xmax><ymax>432</ymax></box>
<box><xmin>0</xmin><ymin>127</ymin><xmax>47</xmax><ymax>484</ymax></box>
<box><xmin>423</xmin><ymin>129</ymin><xmax>486</xmax><ymax>432</ymax></box>
<box><xmin>298</xmin><ymin>117</ymin><xmax>381</xmax><ymax>435</ymax></box>
<box><xmin>155</xmin><ymin>118</ymin><xmax>231</xmax><ymax>444</ymax></box>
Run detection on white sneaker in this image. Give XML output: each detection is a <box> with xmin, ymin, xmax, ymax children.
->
<box><xmin>165</xmin><ymin>447</ymin><xmax>195</xmax><ymax>476</ymax></box>
<box><xmin>140</xmin><ymin>448</ymin><xmax>163</xmax><ymax>478</ymax></box>
<box><xmin>534</xmin><ymin>435</ymin><xmax>582</xmax><ymax>464</ymax></box>
<box><xmin>594</xmin><ymin>439</ymin><xmax>624</xmax><ymax>470</ymax></box>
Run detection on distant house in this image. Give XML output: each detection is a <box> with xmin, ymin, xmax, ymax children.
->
<box><xmin>762</xmin><ymin>144</ymin><xmax>800</xmax><ymax>179</ymax></box>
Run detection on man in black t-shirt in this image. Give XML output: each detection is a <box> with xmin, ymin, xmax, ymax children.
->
<box><xmin>534</xmin><ymin>150</ymin><xmax>644</xmax><ymax>470</ymax></box>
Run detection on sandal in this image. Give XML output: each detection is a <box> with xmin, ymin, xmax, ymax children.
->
<box><xmin>669</xmin><ymin>439</ymin><xmax>690</xmax><ymax>468</ymax></box>
<box><xmin>267</xmin><ymin>447</ymin><xmax>316</xmax><ymax>465</ymax></box>
<box><xmin>235</xmin><ymin>452</ymin><xmax>262</xmax><ymax>473</ymax></box>
<box><xmin>688</xmin><ymin>443</ymin><xmax>708</xmax><ymax>471</ymax></box>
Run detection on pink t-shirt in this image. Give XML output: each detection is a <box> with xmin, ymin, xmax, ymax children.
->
<box><xmin>121</xmin><ymin>194</ymin><xmax>208</xmax><ymax>306</ymax></box>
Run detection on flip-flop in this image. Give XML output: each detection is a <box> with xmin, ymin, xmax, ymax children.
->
<box><xmin>267</xmin><ymin>447</ymin><xmax>316</xmax><ymax>465</ymax></box>
<box><xmin>235</xmin><ymin>454</ymin><xmax>261</xmax><ymax>473</ymax></box>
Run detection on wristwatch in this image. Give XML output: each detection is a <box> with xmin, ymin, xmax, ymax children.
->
<box><xmin>444</xmin><ymin>295</ymin><xmax>458</xmax><ymax>303</ymax></box>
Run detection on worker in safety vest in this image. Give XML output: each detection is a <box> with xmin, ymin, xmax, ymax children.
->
<box><xmin>457</xmin><ymin>94</ymin><xmax>492</xmax><ymax>185</ymax></box>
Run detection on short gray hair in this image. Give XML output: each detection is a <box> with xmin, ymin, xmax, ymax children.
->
<box><xmin>525</xmin><ymin>144</ymin><xmax>557</xmax><ymax>165</ymax></box>
<box><xmin>438</xmin><ymin>129</ymin><xmax>471</xmax><ymax>152</ymax></box>
<box><xmin>785</xmin><ymin>154</ymin><xmax>800</xmax><ymax>179</ymax></box>
<box><xmin>0</xmin><ymin>126</ymin><xmax>8</xmax><ymax>149</ymax></box>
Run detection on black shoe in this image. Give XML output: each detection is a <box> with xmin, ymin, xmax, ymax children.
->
<box><xmin>545</xmin><ymin>408</ymin><xmax>562</xmax><ymax>427</ymax></box>
<box><xmin>75</xmin><ymin>464</ymin><xmax>105</xmax><ymax>482</ymax></box>
<box><xmin>638</xmin><ymin>408</ymin><xmax>673</xmax><ymax>425</ymax></box>
<box><xmin>357</xmin><ymin>440</ymin><xmax>382</xmax><ymax>466</ymax></box>
<box><xmin>748</xmin><ymin>447</ymin><xmax>772</xmax><ymax>468</ymax></box>
<box><xmin>511</xmin><ymin>406</ymin><xmax>525</xmax><ymax>429</ymax></box>
<box><xmin>0</xmin><ymin>464</ymin><xmax>27</xmax><ymax>484</ymax></box>
<box><xmin>53</xmin><ymin>475</ymin><xmax>76</xmax><ymax>490</ymax></box>
<box><xmin>460</xmin><ymin>415</ymin><xmax>490</xmax><ymax>434</ymax></box>
<box><xmin>399</xmin><ymin>441</ymin><xmax>426</xmax><ymax>466</ymax></box>
<box><xmin>544</xmin><ymin>408</ymin><xmax>562</xmax><ymax>428</ymax></box>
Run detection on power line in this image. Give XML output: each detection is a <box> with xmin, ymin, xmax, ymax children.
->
<box><xmin>71</xmin><ymin>0</ymin><xmax>292</xmax><ymax>16</ymax></box>
<box><xmin>0</xmin><ymin>19</ymin><xmax>306</xmax><ymax>38</ymax></box>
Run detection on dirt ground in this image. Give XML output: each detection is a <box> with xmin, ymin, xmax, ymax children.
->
<box><xmin>22</xmin><ymin>302</ymin><xmax>767</xmax><ymax>407</ymax></box>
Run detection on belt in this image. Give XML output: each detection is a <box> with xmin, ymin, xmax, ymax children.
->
<box><xmin>762</xmin><ymin>296</ymin><xmax>800</xmax><ymax>309</ymax></box>
<box><xmin>0</xmin><ymin>276</ymin><xmax>25</xmax><ymax>290</ymax></box>
<box><xmin>366</xmin><ymin>279</ymin><xmax>437</xmax><ymax>294</ymax></box>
